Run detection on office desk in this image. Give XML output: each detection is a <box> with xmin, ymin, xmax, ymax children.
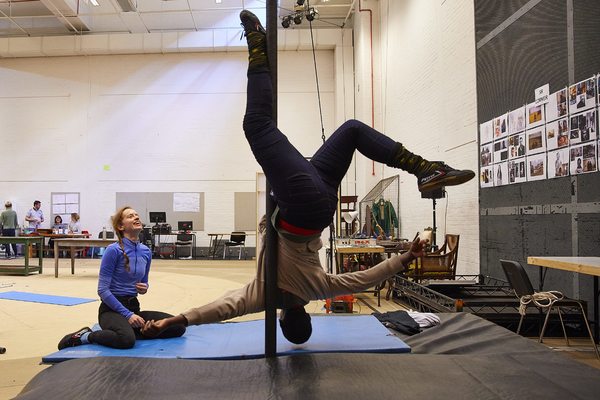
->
<box><xmin>54</xmin><ymin>238</ymin><xmax>117</xmax><ymax>278</ymax></box>
<box><xmin>0</xmin><ymin>236</ymin><xmax>44</xmax><ymax>275</ymax></box>
<box><xmin>528</xmin><ymin>256</ymin><xmax>600</xmax><ymax>342</ymax></box>
<box><xmin>207</xmin><ymin>232</ymin><xmax>256</xmax><ymax>260</ymax></box>
<box><xmin>335</xmin><ymin>245</ymin><xmax>385</xmax><ymax>306</ymax></box>
<box><xmin>153</xmin><ymin>232</ymin><xmax>197</xmax><ymax>259</ymax></box>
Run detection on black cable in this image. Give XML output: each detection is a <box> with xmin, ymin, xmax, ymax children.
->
<box><xmin>306</xmin><ymin>0</ymin><xmax>326</xmax><ymax>144</ymax></box>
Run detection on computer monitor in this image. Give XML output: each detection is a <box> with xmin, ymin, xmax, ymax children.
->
<box><xmin>149</xmin><ymin>212</ymin><xmax>167</xmax><ymax>224</ymax></box>
<box><xmin>178</xmin><ymin>221</ymin><xmax>193</xmax><ymax>232</ymax></box>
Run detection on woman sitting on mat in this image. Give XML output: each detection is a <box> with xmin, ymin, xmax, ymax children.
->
<box><xmin>142</xmin><ymin>10</ymin><xmax>474</xmax><ymax>345</ymax></box>
<box><xmin>57</xmin><ymin>207</ymin><xmax>186</xmax><ymax>350</ymax></box>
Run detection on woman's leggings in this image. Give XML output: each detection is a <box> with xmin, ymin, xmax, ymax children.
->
<box><xmin>88</xmin><ymin>296</ymin><xmax>186</xmax><ymax>349</ymax></box>
<box><xmin>242</xmin><ymin>70</ymin><xmax>399</xmax><ymax>231</ymax></box>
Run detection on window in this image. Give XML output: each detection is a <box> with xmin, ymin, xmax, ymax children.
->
<box><xmin>51</xmin><ymin>192</ymin><xmax>80</xmax><ymax>225</ymax></box>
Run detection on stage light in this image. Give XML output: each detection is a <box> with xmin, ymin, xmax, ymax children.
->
<box><xmin>282</xmin><ymin>16</ymin><xmax>292</xmax><ymax>28</ymax></box>
<box><xmin>306</xmin><ymin>7</ymin><xmax>318</xmax><ymax>22</ymax></box>
<box><xmin>293</xmin><ymin>13</ymin><xmax>303</xmax><ymax>25</ymax></box>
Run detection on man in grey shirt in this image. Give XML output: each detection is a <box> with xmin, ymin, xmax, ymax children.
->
<box><xmin>1</xmin><ymin>201</ymin><xmax>18</xmax><ymax>258</ymax></box>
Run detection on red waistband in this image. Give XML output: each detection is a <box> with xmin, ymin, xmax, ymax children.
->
<box><xmin>278</xmin><ymin>219</ymin><xmax>321</xmax><ymax>236</ymax></box>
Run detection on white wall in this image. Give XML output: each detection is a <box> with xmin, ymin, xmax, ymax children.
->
<box><xmin>353</xmin><ymin>0</ymin><xmax>480</xmax><ymax>274</ymax></box>
<box><xmin>0</xmin><ymin>49</ymin><xmax>339</xmax><ymax>248</ymax></box>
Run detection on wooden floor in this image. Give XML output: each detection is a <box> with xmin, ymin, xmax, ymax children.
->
<box><xmin>0</xmin><ymin>257</ymin><xmax>598</xmax><ymax>398</ymax></box>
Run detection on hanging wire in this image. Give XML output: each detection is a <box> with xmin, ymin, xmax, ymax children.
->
<box><xmin>307</xmin><ymin>0</ymin><xmax>326</xmax><ymax>144</ymax></box>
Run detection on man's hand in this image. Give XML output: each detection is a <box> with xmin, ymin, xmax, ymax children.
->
<box><xmin>142</xmin><ymin>319</ymin><xmax>168</xmax><ymax>338</ymax></box>
<box><xmin>128</xmin><ymin>314</ymin><xmax>146</xmax><ymax>328</ymax></box>
<box><xmin>135</xmin><ymin>282</ymin><xmax>148</xmax><ymax>295</ymax></box>
<box><xmin>408</xmin><ymin>237</ymin><xmax>427</xmax><ymax>259</ymax></box>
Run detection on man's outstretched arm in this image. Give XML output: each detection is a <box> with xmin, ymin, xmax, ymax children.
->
<box><xmin>323</xmin><ymin>238</ymin><xmax>426</xmax><ymax>298</ymax></box>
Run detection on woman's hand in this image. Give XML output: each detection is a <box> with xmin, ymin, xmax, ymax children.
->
<box><xmin>135</xmin><ymin>282</ymin><xmax>148</xmax><ymax>295</ymax></box>
<box><xmin>128</xmin><ymin>314</ymin><xmax>146</xmax><ymax>328</ymax></box>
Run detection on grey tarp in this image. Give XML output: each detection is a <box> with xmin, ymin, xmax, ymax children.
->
<box><xmin>15</xmin><ymin>313</ymin><xmax>600</xmax><ymax>400</ymax></box>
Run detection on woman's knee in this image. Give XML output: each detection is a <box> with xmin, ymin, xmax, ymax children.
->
<box><xmin>114</xmin><ymin>332</ymin><xmax>136</xmax><ymax>349</ymax></box>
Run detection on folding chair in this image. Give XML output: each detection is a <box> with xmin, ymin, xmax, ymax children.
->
<box><xmin>500</xmin><ymin>259</ymin><xmax>599</xmax><ymax>359</ymax></box>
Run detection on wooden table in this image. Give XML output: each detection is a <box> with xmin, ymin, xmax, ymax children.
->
<box><xmin>335</xmin><ymin>245</ymin><xmax>385</xmax><ymax>306</ymax></box>
<box><xmin>38</xmin><ymin>233</ymin><xmax>89</xmax><ymax>256</ymax></box>
<box><xmin>54</xmin><ymin>238</ymin><xmax>117</xmax><ymax>278</ymax></box>
<box><xmin>0</xmin><ymin>236</ymin><xmax>44</xmax><ymax>275</ymax></box>
<box><xmin>528</xmin><ymin>256</ymin><xmax>600</xmax><ymax>342</ymax></box>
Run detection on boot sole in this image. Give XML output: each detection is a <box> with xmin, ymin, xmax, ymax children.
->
<box><xmin>418</xmin><ymin>171</ymin><xmax>475</xmax><ymax>192</ymax></box>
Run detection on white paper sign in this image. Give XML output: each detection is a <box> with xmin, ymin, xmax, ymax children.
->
<box><xmin>173</xmin><ymin>193</ymin><xmax>200</xmax><ymax>212</ymax></box>
<box><xmin>534</xmin><ymin>83</ymin><xmax>550</xmax><ymax>105</ymax></box>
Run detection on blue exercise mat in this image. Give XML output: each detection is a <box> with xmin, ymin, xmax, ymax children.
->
<box><xmin>0</xmin><ymin>291</ymin><xmax>96</xmax><ymax>306</ymax></box>
<box><xmin>43</xmin><ymin>315</ymin><xmax>410</xmax><ymax>363</ymax></box>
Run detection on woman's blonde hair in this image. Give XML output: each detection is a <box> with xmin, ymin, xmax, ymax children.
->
<box><xmin>111</xmin><ymin>206</ymin><xmax>132</xmax><ymax>272</ymax></box>
<box><xmin>71</xmin><ymin>212</ymin><xmax>80</xmax><ymax>221</ymax></box>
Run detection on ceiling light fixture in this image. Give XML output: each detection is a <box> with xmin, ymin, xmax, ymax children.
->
<box><xmin>281</xmin><ymin>6</ymin><xmax>319</xmax><ymax>29</ymax></box>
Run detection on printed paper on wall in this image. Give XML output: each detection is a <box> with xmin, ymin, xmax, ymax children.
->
<box><xmin>479</xmin><ymin>119</ymin><xmax>494</xmax><ymax>144</ymax></box>
<box><xmin>569</xmin><ymin>108</ymin><xmax>597</xmax><ymax>145</ymax></box>
<box><xmin>547</xmin><ymin>148</ymin><xmax>569</xmax><ymax>179</ymax></box>
<box><xmin>526</xmin><ymin>101</ymin><xmax>545</xmax><ymax>129</ymax></box>
<box><xmin>527</xmin><ymin>153</ymin><xmax>547</xmax><ymax>181</ymax></box>
<box><xmin>494</xmin><ymin>162</ymin><xmax>509</xmax><ymax>186</ymax></box>
<box><xmin>508</xmin><ymin>158</ymin><xmax>527</xmax><ymax>184</ymax></box>
<box><xmin>526</xmin><ymin>126</ymin><xmax>546</xmax><ymax>155</ymax></box>
<box><xmin>546</xmin><ymin>117</ymin><xmax>569</xmax><ymax>150</ymax></box>
<box><xmin>568</xmin><ymin>76</ymin><xmax>596</xmax><ymax>114</ymax></box>
<box><xmin>508</xmin><ymin>133</ymin><xmax>526</xmax><ymax>159</ymax></box>
<box><xmin>570</xmin><ymin>142</ymin><xmax>597</xmax><ymax>175</ymax></box>
<box><xmin>508</xmin><ymin>106</ymin><xmax>526</xmax><ymax>134</ymax></box>
<box><xmin>480</xmin><ymin>166</ymin><xmax>494</xmax><ymax>188</ymax></box>
<box><xmin>545</xmin><ymin>88</ymin><xmax>568</xmax><ymax>122</ymax></box>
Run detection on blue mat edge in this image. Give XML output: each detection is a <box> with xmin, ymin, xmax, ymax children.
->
<box><xmin>0</xmin><ymin>291</ymin><xmax>96</xmax><ymax>306</ymax></box>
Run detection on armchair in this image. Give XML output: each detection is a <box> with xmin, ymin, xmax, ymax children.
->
<box><xmin>410</xmin><ymin>234</ymin><xmax>459</xmax><ymax>282</ymax></box>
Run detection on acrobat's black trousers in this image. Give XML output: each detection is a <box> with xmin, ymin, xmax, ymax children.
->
<box><xmin>242</xmin><ymin>70</ymin><xmax>398</xmax><ymax>231</ymax></box>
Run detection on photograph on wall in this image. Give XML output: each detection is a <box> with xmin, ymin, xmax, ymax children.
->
<box><xmin>493</xmin><ymin>162</ymin><xmax>509</xmax><ymax>186</ymax></box>
<box><xmin>545</xmin><ymin>88</ymin><xmax>568</xmax><ymax>122</ymax></box>
<box><xmin>480</xmin><ymin>165</ymin><xmax>494</xmax><ymax>188</ymax></box>
<box><xmin>493</xmin><ymin>138</ymin><xmax>508</xmax><ymax>162</ymax></box>
<box><xmin>547</xmin><ymin>148</ymin><xmax>569</xmax><ymax>179</ymax></box>
<box><xmin>508</xmin><ymin>158</ymin><xmax>527</xmax><ymax>184</ymax></box>
<box><xmin>526</xmin><ymin>101</ymin><xmax>545</xmax><ymax>129</ymax></box>
<box><xmin>493</xmin><ymin>113</ymin><xmax>508</xmax><ymax>139</ymax></box>
<box><xmin>569</xmin><ymin>76</ymin><xmax>596</xmax><ymax>114</ymax></box>
<box><xmin>570</xmin><ymin>142</ymin><xmax>597</xmax><ymax>175</ymax></box>
<box><xmin>508</xmin><ymin>106</ymin><xmax>526</xmax><ymax>134</ymax></box>
<box><xmin>526</xmin><ymin>126</ymin><xmax>546</xmax><ymax>154</ymax></box>
<box><xmin>527</xmin><ymin>153</ymin><xmax>546</xmax><ymax>181</ymax></box>
<box><xmin>480</xmin><ymin>143</ymin><xmax>493</xmax><ymax>167</ymax></box>
<box><xmin>508</xmin><ymin>133</ymin><xmax>526</xmax><ymax>159</ymax></box>
<box><xmin>569</xmin><ymin>108</ymin><xmax>597</xmax><ymax>145</ymax></box>
<box><xmin>479</xmin><ymin>119</ymin><xmax>494</xmax><ymax>144</ymax></box>
<box><xmin>546</xmin><ymin>117</ymin><xmax>569</xmax><ymax>150</ymax></box>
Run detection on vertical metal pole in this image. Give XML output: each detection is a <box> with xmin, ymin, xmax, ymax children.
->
<box><xmin>264</xmin><ymin>0</ymin><xmax>278</xmax><ymax>358</ymax></box>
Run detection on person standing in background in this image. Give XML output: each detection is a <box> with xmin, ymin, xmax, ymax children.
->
<box><xmin>68</xmin><ymin>213</ymin><xmax>81</xmax><ymax>234</ymax></box>
<box><xmin>1</xmin><ymin>201</ymin><xmax>18</xmax><ymax>259</ymax></box>
<box><xmin>25</xmin><ymin>200</ymin><xmax>44</xmax><ymax>230</ymax></box>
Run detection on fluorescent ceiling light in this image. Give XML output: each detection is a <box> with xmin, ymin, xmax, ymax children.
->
<box><xmin>90</xmin><ymin>0</ymin><xmax>99</xmax><ymax>5</ymax></box>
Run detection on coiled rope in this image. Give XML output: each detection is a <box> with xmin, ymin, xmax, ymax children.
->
<box><xmin>519</xmin><ymin>291</ymin><xmax>564</xmax><ymax>316</ymax></box>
